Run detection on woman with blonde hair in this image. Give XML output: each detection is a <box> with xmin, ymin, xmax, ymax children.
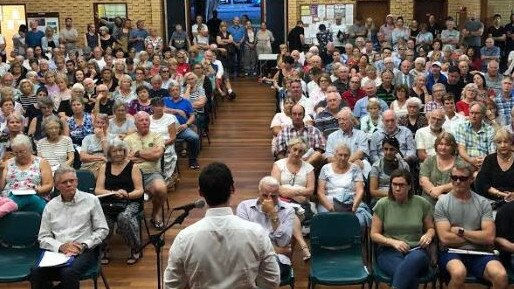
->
<box><xmin>456</xmin><ymin>83</ymin><xmax>479</xmax><ymax>116</ymax></box>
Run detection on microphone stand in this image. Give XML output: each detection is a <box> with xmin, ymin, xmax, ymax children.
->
<box><xmin>137</xmin><ymin>209</ymin><xmax>191</xmax><ymax>289</ymax></box>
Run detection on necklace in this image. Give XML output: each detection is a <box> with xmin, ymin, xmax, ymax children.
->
<box><xmin>498</xmin><ymin>153</ymin><xmax>513</xmax><ymax>162</ymax></box>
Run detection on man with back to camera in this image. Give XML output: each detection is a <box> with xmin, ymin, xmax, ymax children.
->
<box><xmin>163</xmin><ymin>162</ymin><xmax>280</xmax><ymax>289</ymax></box>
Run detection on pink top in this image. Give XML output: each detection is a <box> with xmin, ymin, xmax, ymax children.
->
<box><xmin>0</xmin><ymin>197</ymin><xmax>17</xmax><ymax>218</ymax></box>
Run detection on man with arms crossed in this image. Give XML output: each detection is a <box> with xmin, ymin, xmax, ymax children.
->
<box><xmin>434</xmin><ymin>163</ymin><xmax>507</xmax><ymax>289</ymax></box>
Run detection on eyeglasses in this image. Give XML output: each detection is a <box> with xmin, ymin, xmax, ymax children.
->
<box><xmin>450</xmin><ymin>175</ymin><xmax>470</xmax><ymax>182</ymax></box>
<box><xmin>160</xmin><ymin>70</ymin><xmax>169</xmax><ymax>73</ymax></box>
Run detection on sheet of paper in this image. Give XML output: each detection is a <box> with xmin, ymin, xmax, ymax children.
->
<box><xmin>11</xmin><ymin>189</ymin><xmax>37</xmax><ymax>196</ymax></box>
<box><xmin>345</xmin><ymin>4</ymin><xmax>354</xmax><ymax>25</ymax></box>
<box><xmin>301</xmin><ymin>5</ymin><xmax>310</xmax><ymax>16</ymax></box>
<box><xmin>326</xmin><ymin>5</ymin><xmax>335</xmax><ymax>20</ymax></box>
<box><xmin>317</xmin><ymin>5</ymin><xmax>326</xmax><ymax>19</ymax></box>
<box><xmin>301</xmin><ymin>16</ymin><xmax>312</xmax><ymax>25</ymax></box>
<box><xmin>97</xmin><ymin>192</ymin><xmax>118</xmax><ymax>198</ymax></box>
<box><xmin>38</xmin><ymin>251</ymin><xmax>72</xmax><ymax>267</ymax></box>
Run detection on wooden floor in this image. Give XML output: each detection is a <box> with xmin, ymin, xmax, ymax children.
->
<box><xmin>2</xmin><ymin>78</ymin><xmax>490</xmax><ymax>289</ymax></box>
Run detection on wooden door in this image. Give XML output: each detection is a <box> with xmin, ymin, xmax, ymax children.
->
<box><xmin>356</xmin><ymin>1</ymin><xmax>389</xmax><ymax>28</ymax></box>
<box><xmin>414</xmin><ymin>0</ymin><xmax>447</xmax><ymax>25</ymax></box>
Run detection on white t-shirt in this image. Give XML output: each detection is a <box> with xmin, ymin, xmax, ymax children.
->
<box><xmin>150</xmin><ymin>113</ymin><xmax>178</xmax><ymax>142</ymax></box>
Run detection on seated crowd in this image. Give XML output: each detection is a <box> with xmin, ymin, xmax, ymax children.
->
<box><xmin>0</xmin><ymin>8</ymin><xmax>514</xmax><ymax>289</ymax></box>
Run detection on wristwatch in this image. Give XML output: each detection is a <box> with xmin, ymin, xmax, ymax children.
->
<box><xmin>457</xmin><ymin>227</ymin><xmax>464</xmax><ymax>237</ymax></box>
<box><xmin>81</xmin><ymin>243</ymin><xmax>88</xmax><ymax>253</ymax></box>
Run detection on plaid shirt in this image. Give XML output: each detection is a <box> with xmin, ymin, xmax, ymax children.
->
<box><xmin>454</xmin><ymin>121</ymin><xmax>496</xmax><ymax>158</ymax></box>
<box><xmin>494</xmin><ymin>94</ymin><xmax>514</xmax><ymax>125</ymax></box>
<box><xmin>275</xmin><ymin>125</ymin><xmax>326</xmax><ymax>155</ymax></box>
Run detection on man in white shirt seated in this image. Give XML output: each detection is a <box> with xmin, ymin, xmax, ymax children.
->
<box><xmin>164</xmin><ymin>162</ymin><xmax>280</xmax><ymax>289</ymax></box>
<box><xmin>442</xmin><ymin>93</ymin><xmax>465</xmax><ymax>135</ymax></box>
<box><xmin>416</xmin><ymin>109</ymin><xmax>446</xmax><ymax>162</ymax></box>
<box><xmin>30</xmin><ymin>166</ymin><xmax>109</xmax><ymax>289</ymax></box>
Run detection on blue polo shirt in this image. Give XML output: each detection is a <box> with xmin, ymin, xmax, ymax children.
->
<box><xmin>26</xmin><ymin>30</ymin><xmax>45</xmax><ymax>48</ymax></box>
<box><xmin>228</xmin><ymin>25</ymin><xmax>245</xmax><ymax>43</ymax></box>
<box><xmin>163</xmin><ymin>97</ymin><xmax>193</xmax><ymax>125</ymax></box>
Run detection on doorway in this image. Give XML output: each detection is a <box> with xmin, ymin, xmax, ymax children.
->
<box><xmin>414</xmin><ymin>0</ymin><xmax>447</xmax><ymax>25</ymax></box>
<box><xmin>356</xmin><ymin>1</ymin><xmax>389</xmax><ymax>28</ymax></box>
<box><xmin>0</xmin><ymin>5</ymin><xmax>26</xmax><ymax>57</ymax></box>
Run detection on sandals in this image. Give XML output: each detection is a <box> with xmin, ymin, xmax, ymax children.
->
<box><xmin>126</xmin><ymin>251</ymin><xmax>141</xmax><ymax>265</ymax></box>
<box><xmin>301</xmin><ymin>245</ymin><xmax>311</xmax><ymax>261</ymax></box>
<box><xmin>150</xmin><ymin>219</ymin><xmax>164</xmax><ymax>230</ymax></box>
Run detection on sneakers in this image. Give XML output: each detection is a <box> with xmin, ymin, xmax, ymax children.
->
<box><xmin>143</xmin><ymin>193</ymin><xmax>150</xmax><ymax>202</ymax></box>
<box><xmin>228</xmin><ymin>91</ymin><xmax>236</xmax><ymax>100</ymax></box>
<box><xmin>189</xmin><ymin>159</ymin><xmax>200</xmax><ymax>170</ymax></box>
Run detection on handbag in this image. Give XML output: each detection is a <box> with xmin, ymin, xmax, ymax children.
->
<box><xmin>333</xmin><ymin>198</ymin><xmax>353</xmax><ymax>212</ymax></box>
<box><xmin>100</xmin><ymin>197</ymin><xmax>128</xmax><ymax>216</ymax></box>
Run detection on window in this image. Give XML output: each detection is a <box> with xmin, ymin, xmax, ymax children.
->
<box><xmin>94</xmin><ymin>3</ymin><xmax>127</xmax><ymax>21</ymax></box>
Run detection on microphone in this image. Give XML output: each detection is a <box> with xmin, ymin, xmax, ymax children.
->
<box><xmin>172</xmin><ymin>199</ymin><xmax>206</xmax><ymax>212</ymax></box>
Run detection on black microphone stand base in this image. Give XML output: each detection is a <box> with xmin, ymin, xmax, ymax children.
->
<box><xmin>137</xmin><ymin>211</ymin><xmax>190</xmax><ymax>289</ymax></box>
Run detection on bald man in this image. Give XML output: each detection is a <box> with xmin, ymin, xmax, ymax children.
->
<box><xmin>124</xmin><ymin>111</ymin><xmax>167</xmax><ymax>229</ymax></box>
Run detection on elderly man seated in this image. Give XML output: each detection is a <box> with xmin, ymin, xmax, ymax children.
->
<box><xmin>325</xmin><ymin>108</ymin><xmax>370</xmax><ymax>176</ymax></box>
<box><xmin>275</xmin><ymin>104</ymin><xmax>326</xmax><ymax>167</ymax></box>
<box><xmin>30</xmin><ymin>166</ymin><xmax>109</xmax><ymax>289</ymax></box>
<box><xmin>124</xmin><ymin>111</ymin><xmax>167</xmax><ymax>229</ymax></box>
<box><xmin>237</xmin><ymin>176</ymin><xmax>295</xmax><ymax>281</ymax></box>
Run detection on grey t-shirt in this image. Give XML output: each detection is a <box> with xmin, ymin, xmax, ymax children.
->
<box><xmin>434</xmin><ymin>191</ymin><xmax>493</xmax><ymax>250</ymax></box>
<box><xmin>463</xmin><ymin>20</ymin><xmax>484</xmax><ymax>47</ymax></box>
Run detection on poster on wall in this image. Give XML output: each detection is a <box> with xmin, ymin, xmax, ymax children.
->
<box><xmin>300</xmin><ymin>3</ymin><xmax>354</xmax><ymax>44</ymax></box>
<box><xmin>27</xmin><ymin>12</ymin><xmax>60</xmax><ymax>34</ymax></box>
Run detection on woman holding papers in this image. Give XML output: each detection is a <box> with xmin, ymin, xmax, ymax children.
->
<box><xmin>370</xmin><ymin>169</ymin><xmax>435</xmax><ymax>289</ymax></box>
<box><xmin>0</xmin><ymin>134</ymin><xmax>53</xmax><ymax>214</ymax></box>
<box><xmin>95</xmin><ymin>138</ymin><xmax>143</xmax><ymax>265</ymax></box>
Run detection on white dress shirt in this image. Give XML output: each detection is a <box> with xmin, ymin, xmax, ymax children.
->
<box><xmin>164</xmin><ymin>207</ymin><xmax>280</xmax><ymax>289</ymax></box>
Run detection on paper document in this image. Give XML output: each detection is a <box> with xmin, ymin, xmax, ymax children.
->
<box><xmin>38</xmin><ymin>251</ymin><xmax>74</xmax><ymax>267</ymax></box>
<box><xmin>11</xmin><ymin>189</ymin><xmax>37</xmax><ymax>196</ymax></box>
<box><xmin>97</xmin><ymin>192</ymin><xmax>118</xmax><ymax>198</ymax></box>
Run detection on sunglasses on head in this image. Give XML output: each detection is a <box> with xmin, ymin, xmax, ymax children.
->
<box><xmin>450</xmin><ymin>175</ymin><xmax>470</xmax><ymax>182</ymax></box>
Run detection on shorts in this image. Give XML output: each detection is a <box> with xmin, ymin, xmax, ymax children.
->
<box><xmin>143</xmin><ymin>172</ymin><xmax>164</xmax><ymax>189</ymax></box>
<box><xmin>438</xmin><ymin>250</ymin><xmax>497</xmax><ymax>281</ymax></box>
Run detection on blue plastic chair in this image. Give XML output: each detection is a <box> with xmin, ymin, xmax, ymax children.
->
<box><xmin>79</xmin><ymin>249</ymin><xmax>110</xmax><ymax>289</ymax></box>
<box><xmin>308</xmin><ymin>212</ymin><xmax>371</xmax><ymax>289</ymax></box>
<box><xmin>280</xmin><ymin>267</ymin><xmax>295</xmax><ymax>288</ymax></box>
<box><xmin>371</xmin><ymin>242</ymin><xmax>437</xmax><ymax>289</ymax></box>
<box><xmin>0</xmin><ymin>212</ymin><xmax>41</xmax><ymax>283</ymax></box>
<box><xmin>76</xmin><ymin>169</ymin><xmax>96</xmax><ymax>194</ymax></box>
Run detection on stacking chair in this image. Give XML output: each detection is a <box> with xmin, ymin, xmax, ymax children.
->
<box><xmin>509</xmin><ymin>256</ymin><xmax>514</xmax><ymax>284</ymax></box>
<box><xmin>308</xmin><ymin>212</ymin><xmax>371</xmax><ymax>289</ymax></box>
<box><xmin>80</xmin><ymin>249</ymin><xmax>110</xmax><ymax>289</ymax></box>
<box><xmin>76</xmin><ymin>169</ymin><xmax>96</xmax><ymax>194</ymax></box>
<box><xmin>279</xmin><ymin>267</ymin><xmax>295</xmax><ymax>288</ymax></box>
<box><xmin>0</xmin><ymin>211</ymin><xmax>41</xmax><ymax>283</ymax></box>
<box><xmin>371</xmin><ymin>242</ymin><xmax>437</xmax><ymax>289</ymax></box>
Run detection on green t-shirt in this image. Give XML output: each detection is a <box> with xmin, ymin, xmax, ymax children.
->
<box><xmin>374</xmin><ymin>195</ymin><xmax>433</xmax><ymax>247</ymax></box>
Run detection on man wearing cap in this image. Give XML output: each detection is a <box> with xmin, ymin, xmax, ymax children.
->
<box><xmin>379</xmin><ymin>14</ymin><xmax>395</xmax><ymax>45</ymax></box>
<box><xmin>426</xmin><ymin>61</ymin><xmax>448</xmax><ymax>93</ymax></box>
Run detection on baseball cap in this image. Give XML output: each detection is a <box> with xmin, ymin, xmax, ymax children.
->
<box><xmin>432</xmin><ymin>61</ymin><xmax>442</xmax><ymax>67</ymax></box>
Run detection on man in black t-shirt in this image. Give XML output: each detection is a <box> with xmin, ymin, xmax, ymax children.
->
<box><xmin>287</xmin><ymin>21</ymin><xmax>305</xmax><ymax>52</ymax></box>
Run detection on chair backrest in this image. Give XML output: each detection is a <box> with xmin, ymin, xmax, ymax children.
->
<box><xmin>0</xmin><ymin>211</ymin><xmax>41</xmax><ymax>248</ymax></box>
<box><xmin>310</xmin><ymin>212</ymin><xmax>362</xmax><ymax>249</ymax></box>
<box><xmin>76</xmin><ymin>169</ymin><xmax>96</xmax><ymax>194</ymax></box>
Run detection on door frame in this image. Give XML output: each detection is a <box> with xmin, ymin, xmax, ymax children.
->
<box><xmin>413</xmin><ymin>0</ymin><xmax>448</xmax><ymax>22</ymax></box>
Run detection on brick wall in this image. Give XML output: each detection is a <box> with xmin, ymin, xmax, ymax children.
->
<box><xmin>1</xmin><ymin>0</ymin><xmax>163</xmax><ymax>46</ymax></box>
<box><xmin>485</xmin><ymin>0</ymin><xmax>514</xmax><ymax>23</ymax></box>
<box><xmin>390</xmin><ymin>0</ymin><xmax>414</xmax><ymax>21</ymax></box>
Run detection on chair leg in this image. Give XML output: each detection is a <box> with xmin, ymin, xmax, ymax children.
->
<box><xmin>93</xmin><ymin>277</ymin><xmax>98</xmax><ymax>289</ymax></box>
<box><xmin>101</xmin><ymin>270</ymin><xmax>111</xmax><ymax>289</ymax></box>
